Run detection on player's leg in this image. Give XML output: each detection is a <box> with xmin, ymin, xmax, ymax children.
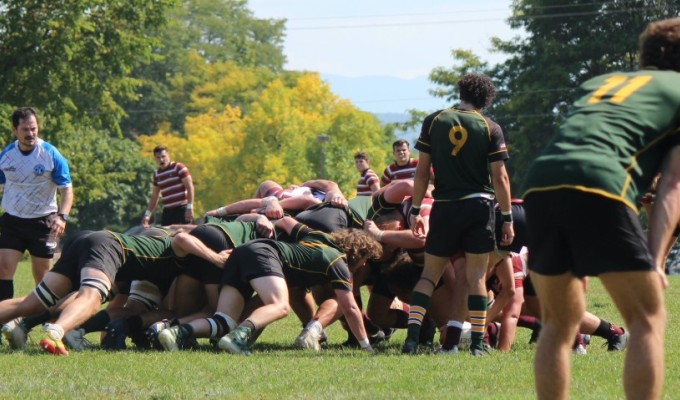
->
<box><xmin>600</xmin><ymin>270</ymin><xmax>665</xmax><ymax>400</ymax></box>
<box><xmin>531</xmin><ymin>272</ymin><xmax>585</xmax><ymax>400</ymax></box>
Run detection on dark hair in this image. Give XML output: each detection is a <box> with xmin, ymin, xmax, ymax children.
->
<box><xmin>153</xmin><ymin>145</ymin><xmax>169</xmax><ymax>155</ymax></box>
<box><xmin>11</xmin><ymin>107</ymin><xmax>39</xmax><ymax>129</ymax></box>
<box><xmin>392</xmin><ymin>139</ymin><xmax>410</xmax><ymax>150</ymax></box>
<box><xmin>354</xmin><ymin>151</ymin><xmax>370</xmax><ymax>161</ymax></box>
<box><xmin>458</xmin><ymin>74</ymin><xmax>497</xmax><ymax>110</ymax></box>
<box><xmin>639</xmin><ymin>18</ymin><xmax>680</xmax><ymax>72</ymax></box>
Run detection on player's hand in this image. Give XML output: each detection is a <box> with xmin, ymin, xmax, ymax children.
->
<box><xmin>329</xmin><ymin>193</ymin><xmax>348</xmax><ymax>209</ymax></box>
<box><xmin>500</xmin><ymin>222</ymin><xmax>515</xmax><ymax>246</ymax></box>
<box><xmin>410</xmin><ymin>214</ymin><xmax>427</xmax><ymax>239</ymax></box>
<box><xmin>185</xmin><ymin>208</ymin><xmax>194</xmax><ymax>223</ymax></box>
<box><xmin>363</xmin><ymin>220</ymin><xmax>381</xmax><ymax>237</ymax></box>
<box><xmin>141</xmin><ymin>216</ymin><xmax>150</xmax><ymax>228</ymax></box>
<box><xmin>215</xmin><ymin>249</ymin><xmax>233</xmax><ymax>267</ymax></box>
<box><xmin>256</xmin><ymin>215</ymin><xmax>275</xmax><ymax>238</ymax></box>
<box><xmin>265</xmin><ymin>202</ymin><xmax>284</xmax><ymax>219</ymax></box>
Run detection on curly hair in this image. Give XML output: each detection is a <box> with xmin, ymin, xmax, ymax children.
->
<box><xmin>458</xmin><ymin>73</ymin><xmax>497</xmax><ymax>110</ymax></box>
<box><xmin>330</xmin><ymin>229</ymin><xmax>383</xmax><ymax>267</ymax></box>
<box><xmin>639</xmin><ymin>17</ymin><xmax>680</xmax><ymax>72</ymax></box>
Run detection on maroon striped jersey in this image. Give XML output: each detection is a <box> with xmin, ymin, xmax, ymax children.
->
<box><xmin>356</xmin><ymin>168</ymin><xmax>380</xmax><ymax>196</ymax></box>
<box><xmin>153</xmin><ymin>161</ymin><xmax>191</xmax><ymax>209</ymax></box>
<box><xmin>380</xmin><ymin>158</ymin><xmax>418</xmax><ymax>186</ymax></box>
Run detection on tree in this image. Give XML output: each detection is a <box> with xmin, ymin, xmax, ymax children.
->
<box><xmin>424</xmin><ymin>1</ymin><xmax>680</xmax><ymax>192</ymax></box>
<box><xmin>235</xmin><ymin>73</ymin><xmax>391</xmax><ymax>199</ymax></box>
<box><xmin>119</xmin><ymin>0</ymin><xmax>287</xmax><ymax>136</ymax></box>
<box><xmin>0</xmin><ymin>0</ymin><xmax>177</xmax><ymax>137</ymax></box>
<box><xmin>139</xmin><ymin>73</ymin><xmax>392</xmax><ymax>211</ymax></box>
<box><xmin>137</xmin><ymin>106</ymin><xmax>246</xmax><ymax>213</ymax></box>
<box><xmin>58</xmin><ymin>128</ymin><xmax>156</xmax><ymax>233</ymax></box>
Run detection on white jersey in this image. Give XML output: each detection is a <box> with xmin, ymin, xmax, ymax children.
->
<box><xmin>0</xmin><ymin>138</ymin><xmax>71</xmax><ymax>218</ymax></box>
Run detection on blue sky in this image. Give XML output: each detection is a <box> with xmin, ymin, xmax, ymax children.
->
<box><xmin>248</xmin><ymin>1</ymin><xmax>516</xmax><ymax>113</ymax></box>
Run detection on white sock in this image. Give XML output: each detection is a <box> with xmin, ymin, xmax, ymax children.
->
<box><xmin>44</xmin><ymin>323</ymin><xmax>65</xmax><ymax>341</ymax></box>
<box><xmin>305</xmin><ymin>320</ymin><xmax>323</xmax><ymax>334</ymax></box>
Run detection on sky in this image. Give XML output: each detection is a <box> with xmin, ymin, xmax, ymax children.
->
<box><xmin>248</xmin><ymin>1</ymin><xmax>517</xmax><ymax>113</ymax></box>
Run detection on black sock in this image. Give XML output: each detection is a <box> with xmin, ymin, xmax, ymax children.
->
<box><xmin>0</xmin><ymin>279</ymin><xmax>13</xmax><ymax>301</ymax></box>
<box><xmin>22</xmin><ymin>310</ymin><xmax>52</xmax><ymax>330</ymax></box>
<box><xmin>80</xmin><ymin>310</ymin><xmax>112</xmax><ymax>333</ymax></box>
<box><xmin>593</xmin><ymin>319</ymin><xmax>614</xmax><ymax>340</ymax></box>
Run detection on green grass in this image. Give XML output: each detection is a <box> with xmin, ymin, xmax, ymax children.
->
<box><xmin>2</xmin><ymin>262</ymin><xmax>680</xmax><ymax>399</ymax></box>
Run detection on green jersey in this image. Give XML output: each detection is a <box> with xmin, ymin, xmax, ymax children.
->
<box><xmin>269</xmin><ymin>224</ymin><xmax>352</xmax><ymax>291</ymax></box>
<box><xmin>523</xmin><ymin>70</ymin><xmax>680</xmax><ymax>210</ymax></box>
<box><xmin>416</xmin><ymin>108</ymin><xmax>509</xmax><ymax>200</ymax></box>
<box><xmin>203</xmin><ymin>216</ymin><xmax>262</xmax><ymax>246</ymax></box>
<box><xmin>107</xmin><ymin>231</ymin><xmax>178</xmax><ymax>282</ymax></box>
<box><xmin>347</xmin><ymin>196</ymin><xmax>371</xmax><ymax>228</ymax></box>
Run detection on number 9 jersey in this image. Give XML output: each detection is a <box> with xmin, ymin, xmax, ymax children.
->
<box><xmin>415</xmin><ymin>108</ymin><xmax>508</xmax><ymax>201</ymax></box>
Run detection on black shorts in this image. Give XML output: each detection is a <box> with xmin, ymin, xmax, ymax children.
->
<box><xmin>496</xmin><ymin>202</ymin><xmax>528</xmax><ymax>252</ymax></box>
<box><xmin>425</xmin><ymin>198</ymin><xmax>495</xmax><ymax>257</ymax></box>
<box><xmin>220</xmin><ymin>241</ymin><xmax>284</xmax><ymax>299</ymax></box>
<box><xmin>161</xmin><ymin>205</ymin><xmax>188</xmax><ymax>226</ymax></box>
<box><xmin>51</xmin><ymin>231</ymin><xmax>124</xmax><ymax>287</ymax></box>
<box><xmin>524</xmin><ymin>190</ymin><xmax>654</xmax><ymax>277</ymax></box>
<box><xmin>179</xmin><ymin>225</ymin><xmax>233</xmax><ymax>285</ymax></box>
<box><xmin>294</xmin><ymin>203</ymin><xmax>349</xmax><ymax>233</ymax></box>
<box><xmin>0</xmin><ymin>213</ymin><xmax>56</xmax><ymax>258</ymax></box>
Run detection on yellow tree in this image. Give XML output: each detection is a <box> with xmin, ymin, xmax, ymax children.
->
<box><xmin>138</xmin><ymin>106</ymin><xmax>245</xmax><ymax>213</ymax></box>
<box><xmin>237</xmin><ymin>73</ymin><xmax>390</xmax><ymax>197</ymax></box>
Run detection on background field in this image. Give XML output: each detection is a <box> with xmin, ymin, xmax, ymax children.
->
<box><xmin>1</xmin><ymin>261</ymin><xmax>679</xmax><ymax>399</ymax></box>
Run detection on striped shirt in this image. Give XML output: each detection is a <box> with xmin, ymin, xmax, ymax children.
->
<box><xmin>0</xmin><ymin>139</ymin><xmax>71</xmax><ymax>218</ymax></box>
<box><xmin>153</xmin><ymin>161</ymin><xmax>190</xmax><ymax>209</ymax></box>
<box><xmin>356</xmin><ymin>168</ymin><xmax>379</xmax><ymax>196</ymax></box>
<box><xmin>381</xmin><ymin>158</ymin><xmax>418</xmax><ymax>186</ymax></box>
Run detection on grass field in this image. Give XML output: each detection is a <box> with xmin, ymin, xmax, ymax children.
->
<box><xmin>1</xmin><ymin>261</ymin><xmax>679</xmax><ymax>399</ymax></box>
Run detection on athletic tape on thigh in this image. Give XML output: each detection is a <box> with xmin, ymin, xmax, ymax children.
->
<box><xmin>213</xmin><ymin>312</ymin><xmax>237</xmax><ymax>334</ymax></box>
<box><xmin>127</xmin><ymin>280</ymin><xmax>162</xmax><ymax>311</ymax></box>
<box><xmin>81</xmin><ymin>277</ymin><xmax>112</xmax><ymax>304</ymax></box>
<box><xmin>33</xmin><ymin>281</ymin><xmax>61</xmax><ymax>309</ymax></box>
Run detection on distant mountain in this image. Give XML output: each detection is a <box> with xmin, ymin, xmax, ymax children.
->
<box><xmin>321</xmin><ymin>73</ymin><xmax>447</xmax><ymax>115</ymax></box>
<box><xmin>373</xmin><ymin>112</ymin><xmax>420</xmax><ymax>147</ymax></box>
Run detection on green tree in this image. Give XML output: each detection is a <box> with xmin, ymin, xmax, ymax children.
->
<box><xmin>59</xmin><ymin>128</ymin><xmax>155</xmax><ymax>233</ymax></box>
<box><xmin>424</xmin><ymin>1</ymin><xmax>680</xmax><ymax>192</ymax></box>
<box><xmin>0</xmin><ymin>0</ymin><xmax>177</xmax><ymax>137</ymax></box>
<box><xmin>120</xmin><ymin>0</ymin><xmax>287</xmax><ymax>136</ymax></box>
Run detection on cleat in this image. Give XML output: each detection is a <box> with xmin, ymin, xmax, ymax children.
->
<box><xmin>40</xmin><ymin>335</ymin><xmax>69</xmax><ymax>355</ymax></box>
<box><xmin>295</xmin><ymin>328</ymin><xmax>321</xmax><ymax>351</ymax></box>
<box><xmin>435</xmin><ymin>345</ymin><xmax>459</xmax><ymax>355</ymax></box>
<box><xmin>401</xmin><ymin>339</ymin><xmax>418</xmax><ymax>354</ymax></box>
<box><xmin>2</xmin><ymin>318</ymin><xmax>29</xmax><ymax>349</ymax></box>
<box><xmin>218</xmin><ymin>326</ymin><xmax>252</xmax><ymax>355</ymax></box>
<box><xmin>470</xmin><ymin>346</ymin><xmax>489</xmax><ymax>357</ymax></box>
<box><xmin>63</xmin><ymin>329</ymin><xmax>94</xmax><ymax>352</ymax></box>
<box><xmin>369</xmin><ymin>329</ymin><xmax>386</xmax><ymax>345</ymax></box>
<box><xmin>319</xmin><ymin>329</ymin><xmax>328</xmax><ymax>345</ymax></box>
<box><xmin>573</xmin><ymin>344</ymin><xmax>588</xmax><ymax>355</ymax></box>
<box><xmin>606</xmin><ymin>329</ymin><xmax>629</xmax><ymax>351</ymax></box>
<box><xmin>146</xmin><ymin>319</ymin><xmax>173</xmax><ymax>350</ymax></box>
<box><xmin>101</xmin><ymin>319</ymin><xmax>129</xmax><ymax>351</ymax></box>
<box><xmin>158</xmin><ymin>326</ymin><xmax>189</xmax><ymax>352</ymax></box>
